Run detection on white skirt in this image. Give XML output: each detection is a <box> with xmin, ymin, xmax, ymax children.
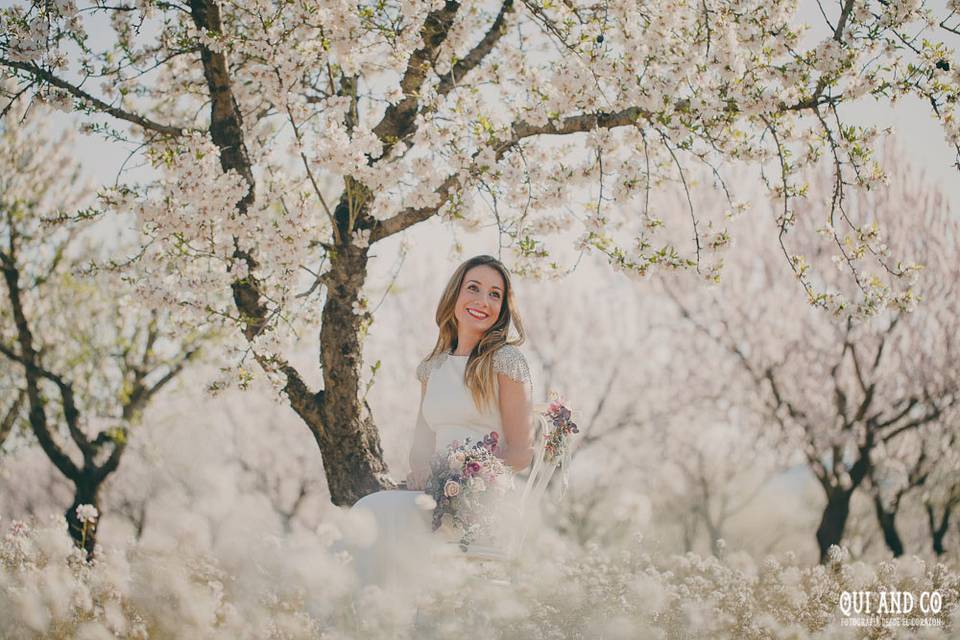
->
<box><xmin>331</xmin><ymin>488</ymin><xmax>520</xmax><ymax>589</ymax></box>
<box><xmin>331</xmin><ymin>490</ymin><xmax>453</xmax><ymax>588</ymax></box>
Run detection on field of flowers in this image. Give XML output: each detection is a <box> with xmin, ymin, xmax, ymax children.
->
<box><xmin>1</xmin><ymin>513</ymin><xmax>956</xmax><ymax>639</ymax></box>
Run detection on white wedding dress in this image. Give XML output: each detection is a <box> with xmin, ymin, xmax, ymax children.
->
<box><xmin>332</xmin><ymin>345</ymin><xmax>534</xmax><ymax>589</ymax></box>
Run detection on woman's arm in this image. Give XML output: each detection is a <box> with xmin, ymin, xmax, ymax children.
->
<box><xmin>497</xmin><ymin>372</ymin><xmax>535</xmax><ymax>472</ymax></box>
<box><xmin>407</xmin><ymin>379</ymin><xmax>435</xmax><ymax>489</ymax></box>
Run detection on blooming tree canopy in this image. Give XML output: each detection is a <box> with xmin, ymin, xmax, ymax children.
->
<box><xmin>2</xmin><ymin>0</ymin><xmax>958</xmax><ymax>503</ymax></box>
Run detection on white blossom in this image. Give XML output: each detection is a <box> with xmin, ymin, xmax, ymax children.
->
<box><xmin>75</xmin><ymin>504</ymin><xmax>99</xmax><ymax>524</ymax></box>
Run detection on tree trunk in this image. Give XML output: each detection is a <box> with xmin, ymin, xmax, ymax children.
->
<box><xmin>186</xmin><ymin>0</ymin><xmax>412</xmax><ymax>508</ymax></box>
<box><xmin>932</xmin><ymin>524</ymin><xmax>947</xmax><ymax>556</ymax></box>
<box><xmin>872</xmin><ymin>494</ymin><xmax>904</xmax><ymax>557</ymax></box>
<box><xmin>696</xmin><ymin>503</ymin><xmax>724</xmax><ymax>557</ymax></box>
<box><xmin>316</xmin><ymin>243</ymin><xmax>397</xmax><ymax>506</ymax></box>
<box><xmin>816</xmin><ymin>487</ymin><xmax>855</xmax><ymax>564</ymax></box>
<box><xmin>134</xmin><ymin>504</ymin><xmax>147</xmax><ymax>541</ymax></box>
<box><xmin>65</xmin><ymin>477</ymin><xmax>101</xmax><ymax>560</ymax></box>
<box><xmin>926</xmin><ymin>500</ymin><xmax>955</xmax><ymax>557</ymax></box>
<box><xmin>681</xmin><ymin>508</ymin><xmax>698</xmax><ymax>554</ymax></box>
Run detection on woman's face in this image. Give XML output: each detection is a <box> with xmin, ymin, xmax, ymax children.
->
<box><xmin>454</xmin><ymin>265</ymin><xmax>505</xmax><ymax>336</ymax></box>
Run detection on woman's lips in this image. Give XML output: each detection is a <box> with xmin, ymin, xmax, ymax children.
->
<box><xmin>466</xmin><ymin>307</ymin><xmax>488</xmax><ymax>319</ymax></box>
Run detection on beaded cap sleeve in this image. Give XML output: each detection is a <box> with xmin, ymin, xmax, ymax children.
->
<box><xmin>492</xmin><ymin>344</ymin><xmax>533</xmax><ymax>392</ymax></box>
<box><xmin>415</xmin><ymin>356</ymin><xmax>436</xmax><ymax>385</ymax></box>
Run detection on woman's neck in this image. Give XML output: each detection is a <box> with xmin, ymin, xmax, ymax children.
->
<box><xmin>451</xmin><ymin>334</ymin><xmax>480</xmax><ymax>356</ymax></box>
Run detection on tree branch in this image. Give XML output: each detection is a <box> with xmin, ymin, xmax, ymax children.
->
<box><xmin>122</xmin><ymin>347</ymin><xmax>202</xmax><ymax>421</ymax></box>
<box><xmin>833</xmin><ymin>0</ymin><xmax>856</xmax><ymax>43</ymax></box>
<box><xmin>0</xmin><ymin>340</ymin><xmax>93</xmax><ymax>462</ymax></box>
<box><xmin>872</xmin><ymin>396</ymin><xmax>919</xmax><ymax>431</ymax></box>
<box><xmin>0</xmin><ymin>58</ymin><xmax>190</xmax><ymax>137</ymax></box>
<box><xmin>435</xmin><ymin>0</ymin><xmax>514</xmax><ymax>98</ymax></box>
<box><xmin>188</xmin><ymin>0</ymin><xmax>275</xmax><ymax>344</ymax></box>
<box><xmin>369</xmin><ymin>105</ymin><xmax>650</xmax><ymax>242</ymax></box>
<box><xmin>880</xmin><ymin>403</ymin><xmax>948</xmax><ymax>444</ymax></box>
<box><xmin>93</xmin><ymin>432</ymin><xmax>128</xmax><ymax>483</ymax></box>
<box><xmin>280</xmin><ymin>361</ymin><xmax>326</xmax><ymax>439</ymax></box>
<box><xmin>372</xmin><ymin>0</ymin><xmax>462</xmax><ymax>158</ymax></box>
<box><xmin>846</xmin><ymin>341</ymin><xmax>876</xmax><ymax>424</ymax></box>
<box><xmin>0</xmin><ymin>389</ymin><xmax>25</xmax><ymax>448</ymax></box>
<box><xmin>0</xmin><ymin>251</ymin><xmax>80</xmax><ymax>481</ymax></box>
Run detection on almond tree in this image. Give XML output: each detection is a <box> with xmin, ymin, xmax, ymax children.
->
<box><xmin>901</xmin><ymin>424</ymin><xmax>960</xmax><ymax>556</ymax></box>
<box><xmin>864</xmin><ymin>417</ymin><xmax>959</xmax><ymax>557</ymax></box>
<box><xmin>0</xmin><ymin>97</ymin><xmax>205</xmax><ymax>558</ymax></box>
<box><xmin>924</xmin><ymin>469</ymin><xmax>960</xmax><ymax>557</ymax></box>
<box><xmin>2</xmin><ymin>0</ymin><xmax>959</xmax><ymax>505</ymax></box>
<box><xmin>664</xmin><ymin>146</ymin><xmax>960</xmax><ymax>563</ymax></box>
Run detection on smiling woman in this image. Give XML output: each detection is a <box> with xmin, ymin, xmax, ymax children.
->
<box><xmin>424</xmin><ymin>255</ymin><xmax>531</xmax><ymax>420</ymax></box>
<box><xmin>330</xmin><ymin>255</ymin><xmax>536</xmax><ymax>588</ymax></box>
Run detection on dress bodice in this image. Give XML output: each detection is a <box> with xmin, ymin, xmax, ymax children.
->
<box><xmin>416</xmin><ymin>345</ymin><xmax>533</xmax><ymax>455</ymax></box>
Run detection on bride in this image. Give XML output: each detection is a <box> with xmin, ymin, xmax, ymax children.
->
<box><xmin>332</xmin><ymin>254</ymin><xmax>536</xmax><ymax>589</ymax></box>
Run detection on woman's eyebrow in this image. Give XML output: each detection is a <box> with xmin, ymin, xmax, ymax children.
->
<box><xmin>466</xmin><ymin>279</ymin><xmax>503</xmax><ymax>292</ymax></box>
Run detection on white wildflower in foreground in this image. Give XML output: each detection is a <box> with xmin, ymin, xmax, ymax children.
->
<box><xmin>75</xmin><ymin>504</ymin><xmax>99</xmax><ymax>524</ymax></box>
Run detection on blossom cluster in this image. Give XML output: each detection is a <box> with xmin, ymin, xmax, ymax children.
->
<box><xmin>97</xmin><ymin>130</ymin><xmax>326</xmax><ymax>390</ymax></box>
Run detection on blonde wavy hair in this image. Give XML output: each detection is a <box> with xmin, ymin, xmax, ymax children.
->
<box><xmin>423</xmin><ymin>255</ymin><xmax>526</xmax><ymax>413</ymax></box>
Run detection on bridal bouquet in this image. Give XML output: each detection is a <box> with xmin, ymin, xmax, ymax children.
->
<box><xmin>521</xmin><ymin>391</ymin><xmax>580</xmax><ymax>504</ymax></box>
<box><xmin>425</xmin><ymin>431</ymin><xmax>516</xmax><ymax>551</ymax></box>
<box><xmin>541</xmin><ymin>392</ymin><xmax>579</xmax><ymax>466</ymax></box>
